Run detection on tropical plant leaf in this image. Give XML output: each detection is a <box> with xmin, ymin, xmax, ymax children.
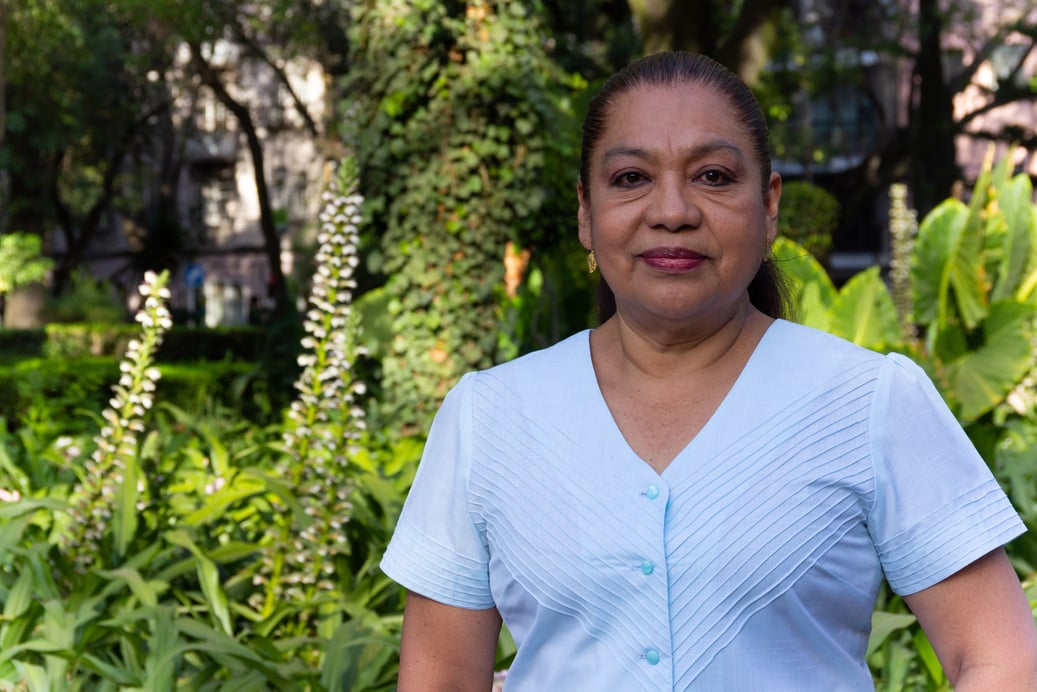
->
<box><xmin>773</xmin><ymin>236</ymin><xmax>836</xmax><ymax>325</ymax></box>
<box><xmin>947</xmin><ymin>209</ymin><xmax>989</xmax><ymax>331</ymax></box>
<box><xmin>912</xmin><ymin>199</ymin><xmax>967</xmax><ymax>326</ymax></box>
<box><xmin>827</xmin><ymin>266</ymin><xmax>902</xmax><ymax>351</ymax></box>
<box><xmin>991</xmin><ymin>173</ymin><xmax>1035</xmax><ymax>301</ymax></box>
<box><xmin>867</xmin><ymin>610</ymin><xmax>917</xmax><ymax>657</ymax></box>
<box><xmin>944</xmin><ymin>299</ymin><xmax>1035</xmax><ymax>423</ymax></box>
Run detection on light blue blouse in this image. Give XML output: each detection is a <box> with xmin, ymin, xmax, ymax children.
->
<box><xmin>381</xmin><ymin>320</ymin><xmax>1025</xmax><ymax>690</ymax></box>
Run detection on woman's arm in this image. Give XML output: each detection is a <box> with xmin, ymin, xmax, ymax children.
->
<box><xmin>397</xmin><ymin>590</ymin><xmax>503</xmax><ymax>692</ymax></box>
<box><xmin>903</xmin><ymin>548</ymin><xmax>1037</xmax><ymax>690</ymax></box>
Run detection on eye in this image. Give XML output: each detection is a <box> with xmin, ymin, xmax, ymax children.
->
<box><xmin>697</xmin><ymin>168</ymin><xmax>734</xmax><ymax>186</ymax></box>
<box><xmin>612</xmin><ymin>170</ymin><xmax>648</xmax><ymax>188</ymax></box>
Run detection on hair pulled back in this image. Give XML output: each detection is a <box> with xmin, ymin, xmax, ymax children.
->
<box><xmin>579</xmin><ymin>51</ymin><xmax>787</xmax><ymax>323</ymax></box>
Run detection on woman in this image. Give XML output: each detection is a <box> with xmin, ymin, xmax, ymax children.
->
<box><xmin>381</xmin><ymin>52</ymin><xmax>1037</xmax><ymax>690</ymax></box>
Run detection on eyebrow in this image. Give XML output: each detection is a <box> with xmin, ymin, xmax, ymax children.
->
<box><xmin>600</xmin><ymin>140</ymin><xmax>746</xmax><ymax>165</ymax></box>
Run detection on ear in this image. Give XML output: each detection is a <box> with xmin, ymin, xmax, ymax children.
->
<box><xmin>577</xmin><ymin>179</ymin><xmax>592</xmax><ymax>251</ymax></box>
<box><xmin>763</xmin><ymin>172</ymin><xmax>782</xmax><ymax>246</ymax></box>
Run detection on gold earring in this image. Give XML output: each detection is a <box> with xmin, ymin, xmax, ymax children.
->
<box><xmin>586</xmin><ymin>250</ymin><xmax>597</xmax><ymax>274</ymax></box>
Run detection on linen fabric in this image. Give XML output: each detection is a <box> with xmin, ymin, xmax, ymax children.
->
<box><xmin>380</xmin><ymin>320</ymin><xmax>1025</xmax><ymax>690</ymax></box>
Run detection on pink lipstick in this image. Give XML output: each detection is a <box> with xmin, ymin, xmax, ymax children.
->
<box><xmin>639</xmin><ymin>247</ymin><xmax>705</xmax><ymax>272</ymax></box>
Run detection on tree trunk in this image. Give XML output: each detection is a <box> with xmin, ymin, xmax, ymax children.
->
<box><xmin>626</xmin><ymin>0</ymin><xmax>707</xmax><ymax>55</ymax></box>
<box><xmin>626</xmin><ymin>0</ymin><xmax>790</xmax><ymax>86</ymax></box>
<box><xmin>0</xmin><ymin>0</ymin><xmax>9</xmax><ymax>233</ymax></box>
<box><xmin>911</xmin><ymin>0</ymin><xmax>958</xmax><ymax>217</ymax></box>
<box><xmin>190</xmin><ymin>44</ymin><xmax>291</xmax><ymax>318</ymax></box>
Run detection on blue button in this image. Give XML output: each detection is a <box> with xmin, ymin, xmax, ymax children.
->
<box><xmin>640</xmin><ymin>560</ymin><xmax>655</xmax><ymax>575</ymax></box>
<box><xmin>645</xmin><ymin>485</ymin><xmax>660</xmax><ymax>500</ymax></box>
<box><xmin>644</xmin><ymin>649</ymin><xmax>660</xmax><ymax>665</ymax></box>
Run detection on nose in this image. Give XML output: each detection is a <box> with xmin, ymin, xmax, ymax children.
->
<box><xmin>644</xmin><ymin>175</ymin><xmax>702</xmax><ymax>232</ymax></box>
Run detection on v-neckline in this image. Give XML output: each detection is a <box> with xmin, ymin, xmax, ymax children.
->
<box><xmin>581</xmin><ymin>320</ymin><xmax>783</xmax><ymax>479</ymax></box>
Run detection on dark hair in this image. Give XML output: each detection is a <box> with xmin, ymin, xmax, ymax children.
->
<box><xmin>580</xmin><ymin>51</ymin><xmax>787</xmax><ymax>323</ymax></box>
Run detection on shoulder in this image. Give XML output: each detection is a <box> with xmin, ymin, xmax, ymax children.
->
<box><xmin>436</xmin><ymin>330</ymin><xmax>596</xmax><ymax>438</ymax></box>
<box><xmin>467</xmin><ymin>329</ymin><xmax>591</xmax><ymax>392</ymax></box>
<box><xmin>762</xmin><ymin>319</ymin><xmax>894</xmax><ymax>383</ymax></box>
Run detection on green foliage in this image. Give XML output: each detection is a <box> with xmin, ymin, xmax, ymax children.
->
<box><xmin>775</xmin><ymin>239</ymin><xmax>901</xmax><ymax>351</ymax></box>
<box><xmin>0</xmin><ymin>329</ymin><xmax>47</xmax><ymax>360</ymax></box>
<box><xmin>42</xmin><ymin>322</ymin><xmax>137</xmax><ymax>359</ymax></box>
<box><xmin>0</xmin><ymin>258</ymin><xmax>409</xmax><ymax>689</ymax></box>
<box><xmin>0</xmin><ymin>233</ymin><xmax>53</xmax><ymax>297</ymax></box>
<box><xmin>0</xmin><ymin>356</ymin><xmax>117</xmax><ymax>437</ymax></box>
<box><xmin>776</xmin><ymin>180</ymin><xmax>839</xmax><ymax>263</ymax></box>
<box><xmin>41</xmin><ymin>271</ymin><xmax>126</xmax><ymax>324</ymax></box>
<box><xmin>4</xmin><ymin>323</ymin><xmax>270</xmax><ymax>361</ymax></box>
<box><xmin>347</xmin><ymin>0</ymin><xmax>585</xmax><ymax>434</ymax></box>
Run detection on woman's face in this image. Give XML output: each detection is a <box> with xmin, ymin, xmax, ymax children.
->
<box><xmin>578</xmin><ymin>82</ymin><xmax>781</xmax><ymax>330</ymax></box>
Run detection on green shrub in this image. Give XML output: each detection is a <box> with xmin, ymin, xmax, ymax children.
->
<box><xmin>0</xmin><ymin>181</ymin><xmax>408</xmax><ymax>689</ymax></box>
<box><xmin>41</xmin><ymin>270</ymin><xmax>126</xmax><ymax>323</ymax></box>
<box><xmin>0</xmin><ymin>328</ymin><xmax>46</xmax><ymax>360</ymax></box>
<box><xmin>37</xmin><ymin>323</ymin><xmax>268</xmax><ymax>361</ymax></box>
<box><xmin>43</xmin><ymin>322</ymin><xmax>138</xmax><ymax>359</ymax></box>
<box><xmin>0</xmin><ymin>356</ymin><xmax>117</xmax><ymax>436</ymax></box>
<box><xmin>777</xmin><ymin>180</ymin><xmax>840</xmax><ymax>263</ymax></box>
<box><xmin>0</xmin><ymin>357</ymin><xmax>267</xmax><ymax>434</ymax></box>
<box><xmin>160</xmin><ymin>325</ymin><xmax>271</xmax><ymax>362</ymax></box>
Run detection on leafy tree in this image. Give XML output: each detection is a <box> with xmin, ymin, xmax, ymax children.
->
<box><xmin>122</xmin><ymin>0</ymin><xmax>350</xmax><ymax>317</ymax></box>
<box><xmin>347</xmin><ymin>0</ymin><xmax>584</xmax><ymax>434</ymax></box>
<box><xmin>3</xmin><ymin>0</ymin><xmax>176</xmax><ymax>293</ymax></box>
<box><xmin>624</xmin><ymin>0</ymin><xmax>793</xmax><ymax>84</ymax></box>
<box><xmin>0</xmin><ymin>232</ymin><xmax>53</xmax><ymax>324</ymax></box>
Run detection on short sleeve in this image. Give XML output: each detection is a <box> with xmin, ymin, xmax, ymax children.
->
<box><xmin>868</xmin><ymin>353</ymin><xmax>1026</xmax><ymax>595</ymax></box>
<box><xmin>379</xmin><ymin>373</ymin><xmax>495</xmax><ymax>609</ymax></box>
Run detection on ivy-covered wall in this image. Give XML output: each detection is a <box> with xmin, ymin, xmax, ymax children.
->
<box><xmin>347</xmin><ymin>0</ymin><xmax>583</xmax><ymax>434</ymax></box>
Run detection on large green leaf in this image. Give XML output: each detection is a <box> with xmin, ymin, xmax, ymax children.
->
<box><xmin>867</xmin><ymin>610</ymin><xmax>917</xmax><ymax>657</ymax></box>
<box><xmin>991</xmin><ymin>173</ymin><xmax>1036</xmax><ymax>301</ymax></box>
<box><xmin>948</xmin><ymin>215</ymin><xmax>989</xmax><ymax>331</ymax></box>
<box><xmin>944</xmin><ymin>299</ymin><xmax>1036</xmax><ymax>423</ymax></box>
<box><xmin>827</xmin><ymin>266</ymin><xmax>903</xmax><ymax>351</ymax></box>
<box><xmin>913</xmin><ymin>196</ymin><xmax>990</xmax><ymax>333</ymax></box>
<box><xmin>912</xmin><ymin>199</ymin><xmax>968</xmax><ymax>326</ymax></box>
<box><xmin>772</xmin><ymin>236</ymin><xmax>836</xmax><ymax>326</ymax></box>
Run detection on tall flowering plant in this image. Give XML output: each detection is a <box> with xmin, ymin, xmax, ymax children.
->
<box><xmin>65</xmin><ymin>270</ymin><xmax>172</xmax><ymax>570</ymax></box>
<box><xmin>253</xmin><ymin>162</ymin><xmax>368</xmax><ymax>637</ymax></box>
<box><xmin>888</xmin><ymin>183</ymin><xmax>918</xmax><ymax>340</ymax></box>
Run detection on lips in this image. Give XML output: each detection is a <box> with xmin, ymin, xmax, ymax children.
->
<box><xmin>638</xmin><ymin>247</ymin><xmax>705</xmax><ymax>272</ymax></box>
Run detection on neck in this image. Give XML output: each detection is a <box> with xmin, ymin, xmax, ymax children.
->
<box><xmin>593</xmin><ymin>303</ymin><xmax>774</xmax><ymax>381</ymax></box>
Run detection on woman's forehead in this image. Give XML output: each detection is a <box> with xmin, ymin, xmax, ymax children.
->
<box><xmin>597</xmin><ymin>83</ymin><xmax>748</xmax><ymax>151</ymax></box>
